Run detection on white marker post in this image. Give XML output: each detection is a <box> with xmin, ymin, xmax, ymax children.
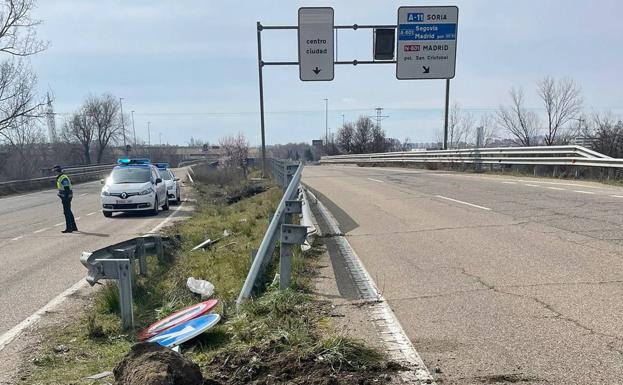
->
<box><xmin>298</xmin><ymin>7</ymin><xmax>334</xmax><ymax>81</ymax></box>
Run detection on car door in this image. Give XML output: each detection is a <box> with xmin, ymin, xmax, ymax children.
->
<box><xmin>152</xmin><ymin>167</ymin><xmax>166</xmax><ymax>205</ymax></box>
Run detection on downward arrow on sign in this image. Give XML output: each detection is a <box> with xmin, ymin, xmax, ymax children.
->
<box><xmin>313</xmin><ymin>67</ymin><xmax>321</xmax><ymax>75</ymax></box>
<box><xmin>423</xmin><ymin>66</ymin><xmax>430</xmax><ymax>74</ymax></box>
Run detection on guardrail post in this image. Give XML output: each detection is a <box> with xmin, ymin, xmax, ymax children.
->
<box><xmin>109</xmin><ymin>249</ymin><xmax>134</xmax><ymax>330</ymax></box>
<box><xmin>279</xmin><ymin>224</ymin><xmax>308</xmax><ymax>289</ymax></box>
<box><xmin>135</xmin><ymin>238</ymin><xmax>147</xmax><ymax>275</ymax></box>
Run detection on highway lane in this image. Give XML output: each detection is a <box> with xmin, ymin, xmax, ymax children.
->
<box><xmin>0</xmin><ymin>172</ymin><xmax>194</xmax><ymax>338</ymax></box>
<box><xmin>303</xmin><ymin>165</ymin><xmax>623</xmax><ymax>385</ymax></box>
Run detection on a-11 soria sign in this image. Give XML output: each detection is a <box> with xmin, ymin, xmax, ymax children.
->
<box><xmin>396</xmin><ymin>6</ymin><xmax>459</xmax><ymax>80</ymax></box>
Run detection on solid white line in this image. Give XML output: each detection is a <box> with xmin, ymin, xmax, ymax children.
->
<box><xmin>0</xmin><ymin>200</ymin><xmax>188</xmax><ymax>352</ymax></box>
<box><xmin>33</xmin><ymin>228</ymin><xmax>50</xmax><ymax>234</ymax></box>
<box><xmin>86</xmin><ymin>212</ymin><xmax>96</xmax><ymax>216</ymax></box>
<box><xmin>10</xmin><ymin>236</ymin><xmax>23</xmax><ymax>241</ymax></box>
<box><xmin>367</xmin><ymin>178</ymin><xmax>384</xmax><ymax>183</ymax></box>
<box><xmin>611</xmin><ymin>195</ymin><xmax>623</xmax><ymax>198</ymax></box>
<box><xmin>54</xmin><ymin>222</ymin><xmax>64</xmax><ymax>227</ymax></box>
<box><xmin>574</xmin><ymin>190</ymin><xmax>596</xmax><ymax>195</ymax></box>
<box><xmin>524</xmin><ymin>184</ymin><xmax>539</xmax><ymax>187</ymax></box>
<box><xmin>547</xmin><ymin>187</ymin><xmax>566</xmax><ymax>191</ymax></box>
<box><xmin>435</xmin><ymin>195</ymin><xmax>491</xmax><ymax>211</ymax></box>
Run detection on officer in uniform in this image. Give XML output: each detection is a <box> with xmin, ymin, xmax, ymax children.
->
<box><xmin>53</xmin><ymin>165</ymin><xmax>78</xmax><ymax>233</ymax></box>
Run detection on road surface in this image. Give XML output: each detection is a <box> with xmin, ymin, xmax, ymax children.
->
<box><xmin>303</xmin><ymin>165</ymin><xmax>623</xmax><ymax>385</ymax></box>
<box><xmin>0</xmin><ymin>173</ymin><xmax>193</xmax><ymax>340</ymax></box>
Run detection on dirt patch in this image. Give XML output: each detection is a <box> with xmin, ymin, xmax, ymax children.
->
<box><xmin>202</xmin><ymin>338</ymin><xmax>400</xmax><ymax>385</ymax></box>
<box><xmin>113</xmin><ymin>342</ymin><xmax>203</xmax><ymax>385</ymax></box>
<box><xmin>225</xmin><ymin>183</ymin><xmax>268</xmax><ymax>204</ymax></box>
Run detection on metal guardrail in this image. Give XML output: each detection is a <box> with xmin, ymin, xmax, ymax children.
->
<box><xmin>0</xmin><ymin>163</ymin><xmax>116</xmax><ymax>194</ymax></box>
<box><xmin>320</xmin><ymin>145</ymin><xmax>623</xmax><ymax>169</ymax></box>
<box><xmin>236</xmin><ymin>160</ymin><xmax>307</xmax><ymax>308</ymax></box>
<box><xmin>80</xmin><ymin>235</ymin><xmax>165</xmax><ymax>329</ymax></box>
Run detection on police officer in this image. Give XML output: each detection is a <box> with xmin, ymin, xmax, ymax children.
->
<box><xmin>53</xmin><ymin>165</ymin><xmax>78</xmax><ymax>233</ymax></box>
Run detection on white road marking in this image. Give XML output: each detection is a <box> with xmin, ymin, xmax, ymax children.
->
<box><xmin>0</xmin><ymin>199</ymin><xmax>189</xmax><ymax>352</ymax></box>
<box><xmin>435</xmin><ymin>195</ymin><xmax>491</xmax><ymax>211</ymax></box>
<box><xmin>54</xmin><ymin>222</ymin><xmax>64</xmax><ymax>227</ymax></box>
<box><xmin>611</xmin><ymin>195</ymin><xmax>623</xmax><ymax>198</ymax></box>
<box><xmin>313</xmin><ymin>197</ymin><xmax>435</xmax><ymax>384</ymax></box>
<box><xmin>501</xmin><ymin>181</ymin><xmax>516</xmax><ymax>184</ymax></box>
<box><xmin>86</xmin><ymin>212</ymin><xmax>96</xmax><ymax>216</ymax></box>
<box><xmin>574</xmin><ymin>190</ymin><xmax>596</xmax><ymax>195</ymax></box>
<box><xmin>10</xmin><ymin>236</ymin><xmax>23</xmax><ymax>241</ymax></box>
<box><xmin>79</xmin><ymin>193</ymin><xmax>88</xmax><ymax>197</ymax></box>
<box><xmin>367</xmin><ymin>178</ymin><xmax>384</xmax><ymax>183</ymax></box>
<box><xmin>33</xmin><ymin>228</ymin><xmax>50</xmax><ymax>234</ymax></box>
<box><xmin>75</xmin><ymin>217</ymin><xmax>81</xmax><ymax>221</ymax></box>
<box><xmin>547</xmin><ymin>187</ymin><xmax>566</xmax><ymax>191</ymax></box>
<box><xmin>524</xmin><ymin>184</ymin><xmax>539</xmax><ymax>187</ymax></box>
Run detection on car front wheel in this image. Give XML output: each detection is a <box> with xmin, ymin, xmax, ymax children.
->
<box><xmin>151</xmin><ymin>197</ymin><xmax>159</xmax><ymax>216</ymax></box>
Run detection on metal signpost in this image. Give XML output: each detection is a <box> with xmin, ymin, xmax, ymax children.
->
<box><xmin>298</xmin><ymin>8</ymin><xmax>334</xmax><ymax>81</ymax></box>
<box><xmin>397</xmin><ymin>6</ymin><xmax>459</xmax><ymax>149</ymax></box>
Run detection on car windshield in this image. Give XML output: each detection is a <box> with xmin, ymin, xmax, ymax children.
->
<box><xmin>110</xmin><ymin>167</ymin><xmax>151</xmax><ymax>184</ymax></box>
<box><xmin>159</xmin><ymin>169</ymin><xmax>172</xmax><ymax>181</ymax></box>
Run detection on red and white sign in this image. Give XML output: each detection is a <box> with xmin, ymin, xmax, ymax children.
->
<box><xmin>138</xmin><ymin>299</ymin><xmax>219</xmax><ymax>341</ymax></box>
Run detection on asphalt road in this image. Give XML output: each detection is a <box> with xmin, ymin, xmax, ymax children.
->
<box><xmin>303</xmin><ymin>165</ymin><xmax>623</xmax><ymax>385</ymax></box>
<box><xmin>0</xmin><ymin>171</ymin><xmax>194</xmax><ymax>338</ymax></box>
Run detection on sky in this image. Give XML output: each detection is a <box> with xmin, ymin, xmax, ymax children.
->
<box><xmin>29</xmin><ymin>0</ymin><xmax>623</xmax><ymax>146</ymax></box>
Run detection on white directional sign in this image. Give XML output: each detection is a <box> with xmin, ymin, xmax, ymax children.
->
<box><xmin>396</xmin><ymin>6</ymin><xmax>459</xmax><ymax>80</ymax></box>
<box><xmin>298</xmin><ymin>7</ymin><xmax>334</xmax><ymax>81</ymax></box>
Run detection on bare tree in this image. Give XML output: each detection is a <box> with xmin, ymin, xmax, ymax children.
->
<box><xmin>336</xmin><ymin>122</ymin><xmax>354</xmax><ymax>154</ymax></box>
<box><xmin>0</xmin><ymin>116</ymin><xmax>43</xmax><ymax>177</ymax></box>
<box><xmin>352</xmin><ymin>116</ymin><xmax>374</xmax><ymax>153</ymax></box>
<box><xmin>538</xmin><ymin>77</ymin><xmax>582</xmax><ymax>145</ymax></box>
<box><xmin>401</xmin><ymin>137</ymin><xmax>411</xmax><ymax>151</ymax></box>
<box><xmin>0</xmin><ymin>0</ymin><xmax>47</xmax><ymax>136</ymax></box>
<box><xmin>84</xmin><ymin>94</ymin><xmax>123</xmax><ymax>163</ymax></box>
<box><xmin>446</xmin><ymin>103</ymin><xmax>475</xmax><ymax>148</ymax></box>
<box><xmin>371</xmin><ymin>124</ymin><xmax>388</xmax><ymax>153</ymax></box>
<box><xmin>219</xmin><ymin>132</ymin><xmax>249</xmax><ymax>177</ymax></box>
<box><xmin>475</xmin><ymin>113</ymin><xmax>497</xmax><ymax>147</ymax></box>
<box><xmin>583</xmin><ymin>112</ymin><xmax>623</xmax><ymax>158</ymax></box>
<box><xmin>497</xmin><ymin>87</ymin><xmax>540</xmax><ymax>146</ymax></box>
<box><xmin>62</xmin><ymin>111</ymin><xmax>94</xmax><ymax>164</ymax></box>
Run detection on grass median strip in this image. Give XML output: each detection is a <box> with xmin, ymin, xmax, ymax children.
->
<box><xmin>20</xmin><ymin>166</ymin><xmax>398</xmax><ymax>385</ymax></box>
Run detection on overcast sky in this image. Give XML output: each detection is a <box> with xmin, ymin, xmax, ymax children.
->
<box><xmin>31</xmin><ymin>0</ymin><xmax>623</xmax><ymax>146</ymax></box>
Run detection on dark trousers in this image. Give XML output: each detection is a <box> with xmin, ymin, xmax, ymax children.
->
<box><xmin>61</xmin><ymin>197</ymin><xmax>78</xmax><ymax>231</ymax></box>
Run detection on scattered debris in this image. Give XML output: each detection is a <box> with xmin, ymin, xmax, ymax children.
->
<box><xmin>217</xmin><ymin>241</ymin><xmax>237</xmax><ymax>250</ymax></box>
<box><xmin>53</xmin><ymin>345</ymin><xmax>69</xmax><ymax>354</ymax></box>
<box><xmin>191</xmin><ymin>238</ymin><xmax>212</xmax><ymax>251</ymax></box>
<box><xmin>85</xmin><ymin>371</ymin><xmax>113</xmax><ymax>380</ymax></box>
<box><xmin>113</xmin><ymin>342</ymin><xmax>203</xmax><ymax>385</ymax></box>
<box><xmin>186</xmin><ymin>277</ymin><xmax>215</xmax><ymax>298</ymax></box>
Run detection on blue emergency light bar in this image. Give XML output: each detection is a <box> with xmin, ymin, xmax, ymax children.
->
<box><xmin>117</xmin><ymin>158</ymin><xmax>151</xmax><ymax>165</ymax></box>
<box><xmin>154</xmin><ymin>163</ymin><xmax>170</xmax><ymax>169</ymax></box>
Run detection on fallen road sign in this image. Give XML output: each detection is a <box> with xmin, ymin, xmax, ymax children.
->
<box><xmin>138</xmin><ymin>299</ymin><xmax>218</xmax><ymax>341</ymax></box>
<box><xmin>148</xmin><ymin>314</ymin><xmax>221</xmax><ymax>348</ymax></box>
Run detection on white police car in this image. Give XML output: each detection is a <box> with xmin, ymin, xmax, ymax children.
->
<box><xmin>100</xmin><ymin>159</ymin><xmax>169</xmax><ymax>217</ymax></box>
<box><xmin>155</xmin><ymin>163</ymin><xmax>181</xmax><ymax>204</ymax></box>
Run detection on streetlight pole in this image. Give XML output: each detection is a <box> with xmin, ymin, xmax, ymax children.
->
<box><xmin>324</xmin><ymin>98</ymin><xmax>328</xmax><ymax>146</ymax></box>
<box><xmin>342</xmin><ymin>114</ymin><xmax>345</xmax><ymax>127</ymax></box>
<box><xmin>119</xmin><ymin>98</ymin><xmax>127</xmax><ymax>155</ymax></box>
<box><xmin>131</xmin><ymin>110</ymin><xmax>136</xmax><ymax>146</ymax></box>
<box><xmin>159</xmin><ymin>132</ymin><xmax>162</xmax><ymax>146</ymax></box>
<box><xmin>147</xmin><ymin>122</ymin><xmax>151</xmax><ymax>146</ymax></box>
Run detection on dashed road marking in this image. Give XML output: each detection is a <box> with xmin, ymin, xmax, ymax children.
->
<box><xmin>435</xmin><ymin>195</ymin><xmax>491</xmax><ymax>211</ymax></box>
<box><xmin>54</xmin><ymin>222</ymin><xmax>64</xmax><ymax>227</ymax></box>
<box><xmin>33</xmin><ymin>228</ymin><xmax>50</xmax><ymax>234</ymax></box>
<box><xmin>86</xmin><ymin>212</ymin><xmax>96</xmax><ymax>216</ymax></box>
<box><xmin>547</xmin><ymin>187</ymin><xmax>566</xmax><ymax>191</ymax></box>
<box><xmin>525</xmin><ymin>184</ymin><xmax>539</xmax><ymax>187</ymax></box>
<box><xmin>79</xmin><ymin>193</ymin><xmax>88</xmax><ymax>197</ymax></box>
<box><xmin>574</xmin><ymin>190</ymin><xmax>596</xmax><ymax>195</ymax></box>
<box><xmin>501</xmin><ymin>181</ymin><xmax>516</xmax><ymax>184</ymax></box>
<box><xmin>610</xmin><ymin>195</ymin><xmax>623</xmax><ymax>198</ymax></box>
<box><xmin>367</xmin><ymin>178</ymin><xmax>384</xmax><ymax>183</ymax></box>
<box><xmin>10</xmin><ymin>236</ymin><xmax>23</xmax><ymax>241</ymax></box>
<box><xmin>75</xmin><ymin>217</ymin><xmax>81</xmax><ymax>221</ymax></box>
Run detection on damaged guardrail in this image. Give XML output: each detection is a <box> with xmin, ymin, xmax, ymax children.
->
<box><xmin>80</xmin><ymin>235</ymin><xmax>166</xmax><ymax>329</ymax></box>
<box><xmin>236</xmin><ymin>161</ymin><xmax>307</xmax><ymax>308</ymax></box>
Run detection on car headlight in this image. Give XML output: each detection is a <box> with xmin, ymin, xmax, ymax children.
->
<box><xmin>140</xmin><ymin>188</ymin><xmax>154</xmax><ymax>195</ymax></box>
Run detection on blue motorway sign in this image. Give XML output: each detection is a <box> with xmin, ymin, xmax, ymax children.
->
<box><xmin>147</xmin><ymin>314</ymin><xmax>221</xmax><ymax>348</ymax></box>
<box><xmin>396</xmin><ymin>6</ymin><xmax>459</xmax><ymax>80</ymax></box>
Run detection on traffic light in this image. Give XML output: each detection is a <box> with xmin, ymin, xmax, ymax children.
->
<box><xmin>373</xmin><ymin>28</ymin><xmax>395</xmax><ymax>61</ymax></box>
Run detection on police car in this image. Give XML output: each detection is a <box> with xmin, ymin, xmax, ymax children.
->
<box><xmin>154</xmin><ymin>163</ymin><xmax>181</xmax><ymax>204</ymax></box>
<box><xmin>100</xmin><ymin>159</ymin><xmax>169</xmax><ymax>217</ymax></box>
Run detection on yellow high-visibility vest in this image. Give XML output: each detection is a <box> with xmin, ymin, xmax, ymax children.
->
<box><xmin>56</xmin><ymin>174</ymin><xmax>71</xmax><ymax>190</ymax></box>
